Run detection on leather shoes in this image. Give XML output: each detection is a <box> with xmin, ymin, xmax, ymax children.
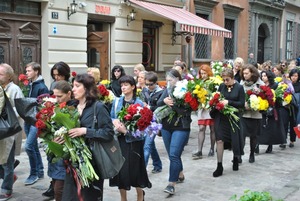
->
<box><xmin>249</xmin><ymin>154</ymin><xmax>255</xmax><ymax>163</ymax></box>
<box><xmin>42</xmin><ymin>182</ymin><xmax>54</xmax><ymax>198</ymax></box>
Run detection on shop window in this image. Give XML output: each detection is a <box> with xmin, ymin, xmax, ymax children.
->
<box><xmin>286</xmin><ymin>21</ymin><xmax>293</xmax><ymax>60</ymax></box>
<box><xmin>224</xmin><ymin>18</ymin><xmax>235</xmax><ymax>59</ymax></box>
<box><xmin>195</xmin><ymin>13</ymin><xmax>210</xmax><ymax>59</ymax></box>
<box><xmin>0</xmin><ymin>0</ymin><xmax>40</xmax><ymax>15</ymax></box>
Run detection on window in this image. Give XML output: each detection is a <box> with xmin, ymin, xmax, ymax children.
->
<box><xmin>224</xmin><ymin>18</ymin><xmax>235</xmax><ymax>59</ymax></box>
<box><xmin>286</xmin><ymin>21</ymin><xmax>293</xmax><ymax>60</ymax></box>
<box><xmin>0</xmin><ymin>0</ymin><xmax>40</xmax><ymax>15</ymax></box>
<box><xmin>195</xmin><ymin>14</ymin><xmax>210</xmax><ymax>59</ymax></box>
<box><xmin>0</xmin><ymin>46</ymin><xmax>4</xmax><ymax>64</ymax></box>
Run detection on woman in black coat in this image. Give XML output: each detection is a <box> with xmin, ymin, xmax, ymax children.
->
<box><xmin>109</xmin><ymin>65</ymin><xmax>126</xmax><ymax>97</ymax></box>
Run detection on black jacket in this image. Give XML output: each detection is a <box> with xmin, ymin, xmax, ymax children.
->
<box><xmin>80</xmin><ymin>101</ymin><xmax>114</xmax><ymax>142</ymax></box>
<box><xmin>29</xmin><ymin>77</ymin><xmax>49</xmax><ymax>98</ymax></box>
<box><xmin>141</xmin><ymin>86</ymin><xmax>163</xmax><ymax>112</ymax></box>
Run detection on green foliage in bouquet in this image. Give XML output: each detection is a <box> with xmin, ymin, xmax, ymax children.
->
<box><xmin>230</xmin><ymin>190</ymin><xmax>283</xmax><ymax>201</ymax></box>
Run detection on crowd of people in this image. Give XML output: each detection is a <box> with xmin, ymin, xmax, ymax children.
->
<box><xmin>0</xmin><ymin>55</ymin><xmax>299</xmax><ymax>201</ymax></box>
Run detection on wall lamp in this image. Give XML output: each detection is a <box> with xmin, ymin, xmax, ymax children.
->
<box><xmin>67</xmin><ymin>0</ymin><xmax>78</xmax><ymax>20</ymax></box>
<box><xmin>127</xmin><ymin>9</ymin><xmax>136</xmax><ymax>26</ymax></box>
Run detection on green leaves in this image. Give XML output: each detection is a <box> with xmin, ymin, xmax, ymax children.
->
<box><xmin>230</xmin><ymin>190</ymin><xmax>283</xmax><ymax>201</ymax></box>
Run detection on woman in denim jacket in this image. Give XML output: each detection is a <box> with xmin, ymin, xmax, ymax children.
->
<box><xmin>110</xmin><ymin>75</ymin><xmax>151</xmax><ymax>201</ymax></box>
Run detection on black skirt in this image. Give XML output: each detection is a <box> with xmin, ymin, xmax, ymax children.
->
<box><xmin>109</xmin><ymin>135</ymin><xmax>152</xmax><ymax>190</ymax></box>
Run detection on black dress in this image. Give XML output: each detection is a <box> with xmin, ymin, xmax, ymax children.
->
<box><xmin>213</xmin><ymin>82</ymin><xmax>245</xmax><ymax>156</ymax></box>
<box><xmin>258</xmin><ymin>82</ymin><xmax>286</xmax><ymax>145</ymax></box>
<box><xmin>109</xmin><ymin>99</ymin><xmax>152</xmax><ymax>190</ymax></box>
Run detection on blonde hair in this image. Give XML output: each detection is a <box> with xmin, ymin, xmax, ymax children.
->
<box><xmin>87</xmin><ymin>67</ymin><xmax>101</xmax><ymax>83</ymax></box>
<box><xmin>134</xmin><ymin>63</ymin><xmax>145</xmax><ymax>72</ymax></box>
<box><xmin>234</xmin><ymin>57</ymin><xmax>244</xmax><ymax>68</ymax></box>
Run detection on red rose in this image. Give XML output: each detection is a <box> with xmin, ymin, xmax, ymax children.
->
<box><xmin>44</xmin><ymin>101</ymin><xmax>54</xmax><ymax>108</ymax></box>
<box><xmin>18</xmin><ymin>74</ymin><xmax>27</xmax><ymax>81</ymax></box>
<box><xmin>72</xmin><ymin>71</ymin><xmax>77</xmax><ymax>77</ymax></box>
<box><xmin>59</xmin><ymin>102</ymin><xmax>67</xmax><ymax>109</ymax></box>
<box><xmin>247</xmin><ymin>90</ymin><xmax>253</xmax><ymax>96</ymax></box>
<box><xmin>124</xmin><ymin>114</ymin><xmax>132</xmax><ymax>121</ymax></box>
<box><xmin>127</xmin><ymin>104</ymin><xmax>139</xmax><ymax>116</ymax></box>
<box><xmin>23</xmin><ymin>80</ymin><xmax>29</xmax><ymax>86</ymax></box>
<box><xmin>184</xmin><ymin>92</ymin><xmax>193</xmax><ymax>103</ymax></box>
<box><xmin>216</xmin><ymin>102</ymin><xmax>224</xmax><ymax>111</ymax></box>
<box><xmin>35</xmin><ymin>119</ymin><xmax>46</xmax><ymax>130</ymax></box>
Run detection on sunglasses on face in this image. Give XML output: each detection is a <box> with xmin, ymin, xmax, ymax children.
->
<box><xmin>223</xmin><ymin>78</ymin><xmax>231</xmax><ymax>82</ymax></box>
<box><xmin>145</xmin><ymin>82</ymin><xmax>155</xmax><ymax>86</ymax></box>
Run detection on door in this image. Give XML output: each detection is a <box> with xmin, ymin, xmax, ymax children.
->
<box><xmin>0</xmin><ymin>17</ymin><xmax>41</xmax><ymax>77</ymax></box>
<box><xmin>87</xmin><ymin>32</ymin><xmax>109</xmax><ymax>80</ymax></box>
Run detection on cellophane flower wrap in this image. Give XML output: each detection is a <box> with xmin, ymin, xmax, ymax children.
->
<box><xmin>117</xmin><ymin>103</ymin><xmax>154</xmax><ymax>138</ymax></box>
<box><xmin>18</xmin><ymin>74</ymin><xmax>30</xmax><ymax>97</ymax></box>
<box><xmin>245</xmin><ymin>85</ymin><xmax>275</xmax><ymax>111</ymax></box>
<box><xmin>97</xmin><ymin>84</ymin><xmax>114</xmax><ymax>104</ymax></box>
<box><xmin>209</xmin><ymin>92</ymin><xmax>239</xmax><ymax>131</ymax></box>
<box><xmin>35</xmin><ymin>95</ymin><xmax>99</xmax><ymax>188</ymax></box>
<box><xmin>211</xmin><ymin>61</ymin><xmax>232</xmax><ymax>77</ymax></box>
<box><xmin>154</xmin><ymin>79</ymin><xmax>200</xmax><ymax>123</ymax></box>
<box><xmin>275</xmin><ymin>82</ymin><xmax>293</xmax><ymax>106</ymax></box>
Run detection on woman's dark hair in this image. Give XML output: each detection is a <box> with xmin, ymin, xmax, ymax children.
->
<box><xmin>118</xmin><ymin>75</ymin><xmax>137</xmax><ymax>99</ymax></box>
<box><xmin>167</xmin><ymin>69</ymin><xmax>182</xmax><ymax>81</ymax></box>
<box><xmin>261</xmin><ymin>70</ymin><xmax>275</xmax><ymax>86</ymax></box>
<box><xmin>74</xmin><ymin>73</ymin><xmax>99</xmax><ymax>107</ymax></box>
<box><xmin>53</xmin><ymin>80</ymin><xmax>72</xmax><ymax>94</ymax></box>
<box><xmin>289</xmin><ymin>68</ymin><xmax>300</xmax><ymax>82</ymax></box>
<box><xmin>240</xmin><ymin>64</ymin><xmax>260</xmax><ymax>82</ymax></box>
<box><xmin>111</xmin><ymin>65</ymin><xmax>126</xmax><ymax>80</ymax></box>
<box><xmin>145</xmin><ymin>71</ymin><xmax>158</xmax><ymax>83</ymax></box>
<box><xmin>51</xmin><ymin>61</ymin><xmax>71</xmax><ymax>81</ymax></box>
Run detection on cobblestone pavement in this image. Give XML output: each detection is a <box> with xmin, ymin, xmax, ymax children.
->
<box><xmin>5</xmin><ymin>113</ymin><xmax>300</xmax><ymax>201</ymax></box>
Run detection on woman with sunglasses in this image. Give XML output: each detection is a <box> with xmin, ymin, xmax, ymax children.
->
<box><xmin>211</xmin><ymin>68</ymin><xmax>245</xmax><ymax>177</ymax></box>
<box><xmin>109</xmin><ymin>65</ymin><xmax>126</xmax><ymax>97</ymax></box>
<box><xmin>240</xmin><ymin>64</ymin><xmax>265</xmax><ymax>163</ymax></box>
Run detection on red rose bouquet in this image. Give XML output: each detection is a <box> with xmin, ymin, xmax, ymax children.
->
<box><xmin>18</xmin><ymin>74</ymin><xmax>30</xmax><ymax>97</ymax></box>
<box><xmin>209</xmin><ymin>92</ymin><xmax>239</xmax><ymax>131</ymax></box>
<box><xmin>117</xmin><ymin>103</ymin><xmax>154</xmax><ymax>138</ymax></box>
<box><xmin>36</xmin><ymin>97</ymin><xmax>99</xmax><ymax>187</ymax></box>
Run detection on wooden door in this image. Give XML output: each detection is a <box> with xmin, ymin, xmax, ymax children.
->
<box><xmin>87</xmin><ymin>32</ymin><xmax>109</xmax><ymax>80</ymax></box>
<box><xmin>0</xmin><ymin>16</ymin><xmax>40</xmax><ymax>77</ymax></box>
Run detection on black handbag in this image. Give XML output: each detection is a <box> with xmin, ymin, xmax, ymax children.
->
<box><xmin>0</xmin><ymin>92</ymin><xmax>22</xmax><ymax>140</ymax></box>
<box><xmin>89</xmin><ymin>102</ymin><xmax>125</xmax><ymax>179</ymax></box>
<box><xmin>14</xmin><ymin>97</ymin><xmax>38</xmax><ymax>125</ymax></box>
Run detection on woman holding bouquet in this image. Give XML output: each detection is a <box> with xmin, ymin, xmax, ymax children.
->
<box><xmin>110</xmin><ymin>75</ymin><xmax>151</xmax><ymax>201</ymax></box>
<box><xmin>212</xmin><ymin>68</ymin><xmax>245</xmax><ymax>177</ymax></box>
<box><xmin>240</xmin><ymin>64</ymin><xmax>265</xmax><ymax>163</ymax></box>
<box><xmin>193</xmin><ymin>64</ymin><xmax>215</xmax><ymax>159</ymax></box>
<box><xmin>258</xmin><ymin>71</ymin><xmax>285</xmax><ymax>153</ymax></box>
<box><xmin>156</xmin><ymin>69</ymin><xmax>192</xmax><ymax>194</ymax></box>
<box><xmin>62</xmin><ymin>73</ymin><xmax>114</xmax><ymax>201</ymax></box>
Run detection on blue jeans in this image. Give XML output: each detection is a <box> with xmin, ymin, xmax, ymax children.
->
<box><xmin>24</xmin><ymin>123</ymin><xmax>44</xmax><ymax>177</ymax></box>
<box><xmin>161</xmin><ymin>129</ymin><xmax>189</xmax><ymax>183</ymax></box>
<box><xmin>144</xmin><ymin>134</ymin><xmax>162</xmax><ymax>170</ymax></box>
<box><xmin>0</xmin><ymin>143</ymin><xmax>15</xmax><ymax>194</ymax></box>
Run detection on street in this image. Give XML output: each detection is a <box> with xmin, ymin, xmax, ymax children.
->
<box><xmin>7</xmin><ymin>113</ymin><xmax>300</xmax><ymax>201</ymax></box>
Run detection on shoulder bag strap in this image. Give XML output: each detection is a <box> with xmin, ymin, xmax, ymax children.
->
<box><xmin>92</xmin><ymin>102</ymin><xmax>98</xmax><ymax>129</ymax></box>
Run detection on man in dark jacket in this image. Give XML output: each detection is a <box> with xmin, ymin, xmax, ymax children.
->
<box><xmin>142</xmin><ymin>71</ymin><xmax>163</xmax><ymax>174</ymax></box>
<box><xmin>24</xmin><ymin>62</ymin><xmax>49</xmax><ymax>185</ymax></box>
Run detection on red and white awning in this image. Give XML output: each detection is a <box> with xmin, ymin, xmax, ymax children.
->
<box><xmin>129</xmin><ymin>0</ymin><xmax>232</xmax><ymax>38</ymax></box>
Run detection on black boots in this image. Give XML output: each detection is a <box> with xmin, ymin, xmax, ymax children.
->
<box><xmin>42</xmin><ymin>181</ymin><xmax>54</xmax><ymax>198</ymax></box>
<box><xmin>249</xmin><ymin>153</ymin><xmax>255</xmax><ymax>163</ymax></box>
<box><xmin>213</xmin><ymin>162</ymin><xmax>223</xmax><ymax>177</ymax></box>
<box><xmin>232</xmin><ymin>157</ymin><xmax>239</xmax><ymax>171</ymax></box>
<box><xmin>266</xmin><ymin>145</ymin><xmax>273</xmax><ymax>153</ymax></box>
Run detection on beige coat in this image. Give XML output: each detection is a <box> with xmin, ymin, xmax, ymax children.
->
<box><xmin>0</xmin><ymin>87</ymin><xmax>15</xmax><ymax>165</ymax></box>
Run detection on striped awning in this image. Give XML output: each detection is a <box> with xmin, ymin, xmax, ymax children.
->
<box><xmin>129</xmin><ymin>0</ymin><xmax>232</xmax><ymax>38</ymax></box>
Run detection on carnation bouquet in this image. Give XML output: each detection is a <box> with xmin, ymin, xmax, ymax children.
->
<box><xmin>117</xmin><ymin>103</ymin><xmax>154</xmax><ymax>139</ymax></box>
<box><xmin>245</xmin><ymin>85</ymin><xmax>275</xmax><ymax>111</ymax></box>
<box><xmin>211</xmin><ymin>61</ymin><xmax>232</xmax><ymax>77</ymax></box>
<box><xmin>97</xmin><ymin>84</ymin><xmax>114</xmax><ymax>104</ymax></box>
<box><xmin>275</xmin><ymin>82</ymin><xmax>293</xmax><ymax>106</ymax></box>
<box><xmin>209</xmin><ymin>92</ymin><xmax>239</xmax><ymax>131</ymax></box>
<box><xmin>18</xmin><ymin>74</ymin><xmax>30</xmax><ymax>97</ymax></box>
<box><xmin>35</xmin><ymin>96</ymin><xmax>99</xmax><ymax>188</ymax></box>
<box><xmin>154</xmin><ymin>79</ymin><xmax>200</xmax><ymax>123</ymax></box>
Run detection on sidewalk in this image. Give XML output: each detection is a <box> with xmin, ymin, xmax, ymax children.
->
<box><xmin>6</xmin><ymin>113</ymin><xmax>300</xmax><ymax>200</ymax></box>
